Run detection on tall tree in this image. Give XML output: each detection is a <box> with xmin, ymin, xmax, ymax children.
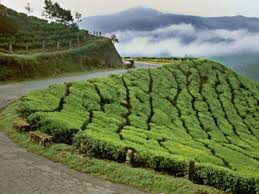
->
<box><xmin>42</xmin><ymin>0</ymin><xmax>53</xmax><ymax>19</ymax></box>
<box><xmin>75</xmin><ymin>12</ymin><xmax>82</xmax><ymax>22</ymax></box>
<box><xmin>42</xmin><ymin>0</ymin><xmax>74</xmax><ymax>24</ymax></box>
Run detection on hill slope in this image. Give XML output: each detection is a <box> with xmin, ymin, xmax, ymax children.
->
<box><xmin>0</xmin><ymin>38</ymin><xmax>122</xmax><ymax>81</ymax></box>
<box><xmin>81</xmin><ymin>7</ymin><xmax>259</xmax><ymax>33</ymax></box>
<box><xmin>0</xmin><ymin>5</ymin><xmax>123</xmax><ymax>81</ymax></box>
<box><xmin>0</xmin><ymin>4</ymin><xmax>88</xmax><ymax>51</ymax></box>
<box><xmin>17</xmin><ymin>59</ymin><xmax>259</xmax><ymax>193</ymax></box>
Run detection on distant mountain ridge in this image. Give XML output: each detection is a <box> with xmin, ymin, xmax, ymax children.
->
<box><xmin>80</xmin><ymin>7</ymin><xmax>259</xmax><ymax>33</ymax></box>
<box><xmin>80</xmin><ymin>7</ymin><xmax>259</xmax><ymax>82</ymax></box>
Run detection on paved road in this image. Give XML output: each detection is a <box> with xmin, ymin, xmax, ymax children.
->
<box><xmin>0</xmin><ymin>63</ymin><xmax>158</xmax><ymax>194</ymax></box>
<box><xmin>0</xmin><ymin>63</ymin><xmax>158</xmax><ymax>109</ymax></box>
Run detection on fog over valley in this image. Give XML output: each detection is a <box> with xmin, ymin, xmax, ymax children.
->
<box><xmin>107</xmin><ymin>24</ymin><xmax>259</xmax><ymax>57</ymax></box>
<box><xmin>81</xmin><ymin>7</ymin><xmax>259</xmax><ymax>81</ymax></box>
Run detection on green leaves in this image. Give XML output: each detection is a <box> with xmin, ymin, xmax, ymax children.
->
<box><xmin>43</xmin><ymin>0</ymin><xmax>74</xmax><ymax>24</ymax></box>
<box><xmin>17</xmin><ymin>59</ymin><xmax>259</xmax><ymax>193</ymax></box>
<box><xmin>0</xmin><ymin>4</ymin><xmax>87</xmax><ymax>52</ymax></box>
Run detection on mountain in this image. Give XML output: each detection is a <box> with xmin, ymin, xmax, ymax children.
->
<box><xmin>80</xmin><ymin>7</ymin><xmax>259</xmax><ymax>33</ymax></box>
<box><xmin>80</xmin><ymin>7</ymin><xmax>259</xmax><ymax>82</ymax></box>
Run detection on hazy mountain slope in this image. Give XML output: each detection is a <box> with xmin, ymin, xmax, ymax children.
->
<box><xmin>80</xmin><ymin>7</ymin><xmax>259</xmax><ymax>33</ymax></box>
<box><xmin>211</xmin><ymin>53</ymin><xmax>259</xmax><ymax>81</ymax></box>
<box><xmin>80</xmin><ymin>7</ymin><xmax>259</xmax><ymax>82</ymax></box>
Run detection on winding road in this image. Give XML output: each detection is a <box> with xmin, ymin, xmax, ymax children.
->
<box><xmin>0</xmin><ymin>63</ymin><xmax>158</xmax><ymax>194</ymax></box>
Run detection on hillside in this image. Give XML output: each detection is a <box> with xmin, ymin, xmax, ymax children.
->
<box><xmin>0</xmin><ymin>5</ymin><xmax>123</xmax><ymax>81</ymax></box>
<box><xmin>81</xmin><ymin>7</ymin><xmax>259</xmax><ymax>33</ymax></box>
<box><xmin>0</xmin><ymin>38</ymin><xmax>122</xmax><ymax>81</ymax></box>
<box><xmin>0</xmin><ymin>4</ymin><xmax>88</xmax><ymax>52</ymax></box>
<box><xmin>16</xmin><ymin>59</ymin><xmax>259</xmax><ymax>193</ymax></box>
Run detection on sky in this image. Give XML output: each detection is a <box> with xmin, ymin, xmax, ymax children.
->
<box><xmin>2</xmin><ymin>0</ymin><xmax>259</xmax><ymax>18</ymax></box>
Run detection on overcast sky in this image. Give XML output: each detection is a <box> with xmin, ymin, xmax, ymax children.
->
<box><xmin>2</xmin><ymin>0</ymin><xmax>259</xmax><ymax>18</ymax></box>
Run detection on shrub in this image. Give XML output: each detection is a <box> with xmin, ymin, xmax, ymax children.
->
<box><xmin>192</xmin><ymin>163</ymin><xmax>259</xmax><ymax>194</ymax></box>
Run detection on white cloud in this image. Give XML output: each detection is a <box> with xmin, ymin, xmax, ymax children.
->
<box><xmin>107</xmin><ymin>24</ymin><xmax>259</xmax><ymax>57</ymax></box>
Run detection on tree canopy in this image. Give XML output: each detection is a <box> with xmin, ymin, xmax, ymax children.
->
<box><xmin>43</xmin><ymin>0</ymin><xmax>74</xmax><ymax>24</ymax></box>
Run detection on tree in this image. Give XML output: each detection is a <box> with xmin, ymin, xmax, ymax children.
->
<box><xmin>25</xmin><ymin>2</ymin><xmax>33</xmax><ymax>15</ymax></box>
<box><xmin>111</xmin><ymin>34</ymin><xmax>119</xmax><ymax>43</ymax></box>
<box><xmin>42</xmin><ymin>0</ymin><xmax>74</xmax><ymax>24</ymax></box>
<box><xmin>75</xmin><ymin>12</ymin><xmax>82</xmax><ymax>22</ymax></box>
<box><xmin>42</xmin><ymin>0</ymin><xmax>53</xmax><ymax>19</ymax></box>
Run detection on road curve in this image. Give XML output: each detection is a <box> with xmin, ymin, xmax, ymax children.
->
<box><xmin>0</xmin><ymin>63</ymin><xmax>159</xmax><ymax>109</ymax></box>
<box><xmin>0</xmin><ymin>63</ymin><xmax>159</xmax><ymax>194</ymax></box>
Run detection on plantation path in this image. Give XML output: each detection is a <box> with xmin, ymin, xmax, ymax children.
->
<box><xmin>0</xmin><ymin>63</ymin><xmax>158</xmax><ymax>194</ymax></box>
<box><xmin>0</xmin><ymin>63</ymin><xmax>158</xmax><ymax>109</ymax></box>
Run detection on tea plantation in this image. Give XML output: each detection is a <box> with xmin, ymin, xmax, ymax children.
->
<box><xmin>0</xmin><ymin>5</ymin><xmax>123</xmax><ymax>81</ymax></box>
<box><xmin>17</xmin><ymin>59</ymin><xmax>259</xmax><ymax>193</ymax></box>
<box><xmin>0</xmin><ymin>4</ymin><xmax>89</xmax><ymax>52</ymax></box>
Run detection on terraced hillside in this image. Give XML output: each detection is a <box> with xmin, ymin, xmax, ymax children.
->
<box><xmin>17</xmin><ymin>59</ymin><xmax>259</xmax><ymax>193</ymax></box>
<box><xmin>0</xmin><ymin>5</ymin><xmax>123</xmax><ymax>81</ymax></box>
<box><xmin>0</xmin><ymin>4</ymin><xmax>88</xmax><ymax>52</ymax></box>
<box><xmin>0</xmin><ymin>38</ymin><xmax>122</xmax><ymax>81</ymax></box>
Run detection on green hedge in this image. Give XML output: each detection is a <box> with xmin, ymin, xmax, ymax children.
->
<box><xmin>192</xmin><ymin>164</ymin><xmax>259</xmax><ymax>194</ymax></box>
<box><xmin>76</xmin><ymin>134</ymin><xmax>259</xmax><ymax>193</ymax></box>
<box><xmin>17</xmin><ymin>84</ymin><xmax>66</xmax><ymax>116</ymax></box>
<box><xmin>132</xmin><ymin>148</ymin><xmax>189</xmax><ymax>176</ymax></box>
<box><xmin>74</xmin><ymin>130</ymin><xmax>189</xmax><ymax>176</ymax></box>
<box><xmin>28</xmin><ymin>111</ymin><xmax>85</xmax><ymax>144</ymax></box>
<box><xmin>75</xmin><ymin>131</ymin><xmax>127</xmax><ymax>162</ymax></box>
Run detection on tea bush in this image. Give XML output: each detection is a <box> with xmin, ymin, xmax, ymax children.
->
<box><xmin>17</xmin><ymin>59</ymin><xmax>259</xmax><ymax>193</ymax></box>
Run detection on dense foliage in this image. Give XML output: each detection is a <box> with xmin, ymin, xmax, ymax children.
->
<box><xmin>17</xmin><ymin>59</ymin><xmax>259</xmax><ymax>193</ymax></box>
<box><xmin>0</xmin><ymin>15</ymin><xmax>17</xmax><ymax>34</ymax></box>
<box><xmin>0</xmin><ymin>4</ymin><xmax>88</xmax><ymax>52</ymax></box>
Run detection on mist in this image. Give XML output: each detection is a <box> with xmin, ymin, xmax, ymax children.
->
<box><xmin>106</xmin><ymin>24</ymin><xmax>259</xmax><ymax>57</ymax></box>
